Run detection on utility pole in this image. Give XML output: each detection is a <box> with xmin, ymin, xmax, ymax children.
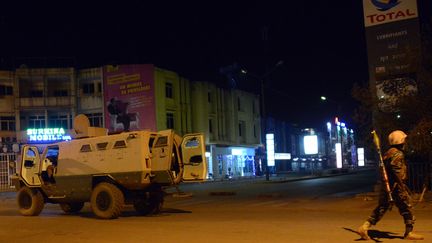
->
<box><xmin>260</xmin><ymin>76</ymin><xmax>269</xmax><ymax>181</ymax></box>
<box><xmin>241</xmin><ymin>60</ymin><xmax>283</xmax><ymax>181</ymax></box>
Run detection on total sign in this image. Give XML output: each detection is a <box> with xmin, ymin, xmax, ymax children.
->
<box><xmin>363</xmin><ymin>0</ymin><xmax>418</xmax><ymax>27</ymax></box>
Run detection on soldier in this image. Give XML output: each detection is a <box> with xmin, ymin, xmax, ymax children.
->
<box><xmin>358</xmin><ymin>130</ymin><xmax>424</xmax><ymax>240</ymax></box>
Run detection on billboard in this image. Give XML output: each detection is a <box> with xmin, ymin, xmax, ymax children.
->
<box><xmin>103</xmin><ymin>64</ymin><xmax>157</xmax><ymax>132</ymax></box>
<box><xmin>303</xmin><ymin>135</ymin><xmax>318</xmax><ymax>155</ymax></box>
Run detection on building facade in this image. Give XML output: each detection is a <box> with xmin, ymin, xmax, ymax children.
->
<box><xmin>14</xmin><ymin>67</ymin><xmax>77</xmax><ymax>144</ymax></box>
<box><xmin>76</xmin><ymin>67</ymin><xmax>104</xmax><ymax>128</ymax></box>
<box><xmin>191</xmin><ymin>81</ymin><xmax>261</xmax><ymax>179</ymax></box>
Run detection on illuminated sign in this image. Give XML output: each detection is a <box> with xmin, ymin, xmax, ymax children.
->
<box><xmin>266</xmin><ymin>133</ymin><xmax>275</xmax><ymax>166</ymax></box>
<box><xmin>336</xmin><ymin>143</ymin><xmax>342</xmax><ymax>168</ymax></box>
<box><xmin>363</xmin><ymin>0</ymin><xmax>418</xmax><ymax>27</ymax></box>
<box><xmin>275</xmin><ymin>153</ymin><xmax>291</xmax><ymax>160</ymax></box>
<box><xmin>27</xmin><ymin>128</ymin><xmax>72</xmax><ymax>142</ymax></box>
<box><xmin>304</xmin><ymin>135</ymin><xmax>318</xmax><ymax>155</ymax></box>
<box><xmin>357</xmin><ymin>148</ymin><xmax>365</xmax><ymax>166</ymax></box>
<box><xmin>231</xmin><ymin>149</ymin><xmax>243</xmax><ymax>156</ymax></box>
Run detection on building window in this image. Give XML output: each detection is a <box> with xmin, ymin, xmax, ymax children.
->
<box><xmin>208</xmin><ymin>92</ymin><xmax>211</xmax><ymax>103</ymax></box>
<box><xmin>54</xmin><ymin>90</ymin><xmax>68</xmax><ymax>96</ymax></box>
<box><xmin>239</xmin><ymin>121</ymin><xmax>246</xmax><ymax>138</ymax></box>
<box><xmin>165</xmin><ymin>82</ymin><xmax>173</xmax><ymax>99</ymax></box>
<box><xmin>30</xmin><ymin>90</ymin><xmax>43</xmax><ymax>97</ymax></box>
<box><xmin>209</xmin><ymin>119</ymin><xmax>213</xmax><ymax>133</ymax></box>
<box><xmin>166</xmin><ymin>112</ymin><xmax>174</xmax><ymax>129</ymax></box>
<box><xmin>237</xmin><ymin>97</ymin><xmax>241</xmax><ymax>111</ymax></box>
<box><xmin>0</xmin><ymin>85</ymin><xmax>13</xmax><ymax>96</ymax></box>
<box><xmin>86</xmin><ymin>113</ymin><xmax>103</xmax><ymax>127</ymax></box>
<box><xmin>82</xmin><ymin>83</ymin><xmax>95</xmax><ymax>94</ymax></box>
<box><xmin>48</xmin><ymin>115</ymin><xmax>69</xmax><ymax>129</ymax></box>
<box><xmin>97</xmin><ymin>82</ymin><xmax>102</xmax><ymax>93</ymax></box>
<box><xmin>0</xmin><ymin>117</ymin><xmax>15</xmax><ymax>131</ymax></box>
<box><xmin>29</xmin><ymin>115</ymin><xmax>46</xmax><ymax>128</ymax></box>
<box><xmin>254</xmin><ymin>125</ymin><xmax>257</xmax><ymax>138</ymax></box>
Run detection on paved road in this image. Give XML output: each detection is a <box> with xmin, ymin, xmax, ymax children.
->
<box><xmin>0</xmin><ymin>170</ymin><xmax>431</xmax><ymax>243</ymax></box>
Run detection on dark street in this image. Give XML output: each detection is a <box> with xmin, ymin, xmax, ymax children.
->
<box><xmin>1</xmin><ymin>169</ymin><xmax>431</xmax><ymax>243</ymax></box>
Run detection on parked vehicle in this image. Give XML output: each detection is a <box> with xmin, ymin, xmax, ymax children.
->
<box><xmin>11</xmin><ymin>115</ymin><xmax>206</xmax><ymax>219</ymax></box>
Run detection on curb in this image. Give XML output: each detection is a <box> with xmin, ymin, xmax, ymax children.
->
<box><xmin>202</xmin><ymin>167</ymin><xmax>377</xmax><ymax>184</ymax></box>
<box><xmin>263</xmin><ymin>168</ymin><xmax>376</xmax><ymax>184</ymax></box>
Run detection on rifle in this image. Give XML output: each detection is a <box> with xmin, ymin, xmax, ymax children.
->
<box><xmin>371</xmin><ymin>130</ymin><xmax>394</xmax><ymax>203</ymax></box>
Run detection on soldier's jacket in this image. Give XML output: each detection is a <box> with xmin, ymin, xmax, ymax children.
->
<box><xmin>383</xmin><ymin>147</ymin><xmax>408</xmax><ymax>185</ymax></box>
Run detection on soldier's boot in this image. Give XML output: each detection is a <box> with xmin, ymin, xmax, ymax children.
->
<box><xmin>358</xmin><ymin>221</ymin><xmax>371</xmax><ymax>240</ymax></box>
<box><xmin>404</xmin><ymin>232</ymin><xmax>424</xmax><ymax>240</ymax></box>
<box><xmin>404</xmin><ymin>223</ymin><xmax>423</xmax><ymax>240</ymax></box>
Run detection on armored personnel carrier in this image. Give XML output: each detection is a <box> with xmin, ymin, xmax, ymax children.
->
<box><xmin>12</xmin><ymin>115</ymin><xmax>207</xmax><ymax>219</ymax></box>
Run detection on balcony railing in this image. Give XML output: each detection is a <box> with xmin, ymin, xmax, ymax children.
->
<box><xmin>19</xmin><ymin>97</ymin><xmax>72</xmax><ymax>107</ymax></box>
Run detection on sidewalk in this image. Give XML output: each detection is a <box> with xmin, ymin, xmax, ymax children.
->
<box><xmin>205</xmin><ymin>166</ymin><xmax>376</xmax><ymax>184</ymax></box>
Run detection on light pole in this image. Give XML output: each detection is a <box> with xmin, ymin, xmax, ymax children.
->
<box><xmin>320</xmin><ymin>96</ymin><xmax>342</xmax><ymax>118</ymax></box>
<box><xmin>242</xmin><ymin>60</ymin><xmax>283</xmax><ymax>181</ymax></box>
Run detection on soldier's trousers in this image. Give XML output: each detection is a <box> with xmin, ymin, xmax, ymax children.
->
<box><xmin>367</xmin><ymin>184</ymin><xmax>414</xmax><ymax>226</ymax></box>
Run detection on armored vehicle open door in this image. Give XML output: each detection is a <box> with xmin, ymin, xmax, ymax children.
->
<box><xmin>181</xmin><ymin>134</ymin><xmax>207</xmax><ymax>181</ymax></box>
<box><xmin>20</xmin><ymin>145</ymin><xmax>42</xmax><ymax>187</ymax></box>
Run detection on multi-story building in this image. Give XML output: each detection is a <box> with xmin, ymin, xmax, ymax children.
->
<box><xmin>191</xmin><ymin>81</ymin><xmax>261</xmax><ymax>179</ymax></box>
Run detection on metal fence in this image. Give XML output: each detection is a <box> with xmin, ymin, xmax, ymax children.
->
<box><xmin>408</xmin><ymin>162</ymin><xmax>431</xmax><ymax>193</ymax></box>
<box><xmin>0</xmin><ymin>153</ymin><xmax>17</xmax><ymax>192</ymax></box>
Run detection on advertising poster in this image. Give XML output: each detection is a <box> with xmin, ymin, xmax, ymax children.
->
<box><xmin>103</xmin><ymin>64</ymin><xmax>157</xmax><ymax>132</ymax></box>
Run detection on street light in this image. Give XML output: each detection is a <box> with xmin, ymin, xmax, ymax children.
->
<box><xmin>242</xmin><ymin>60</ymin><xmax>283</xmax><ymax>181</ymax></box>
<box><xmin>319</xmin><ymin>95</ymin><xmax>342</xmax><ymax>118</ymax></box>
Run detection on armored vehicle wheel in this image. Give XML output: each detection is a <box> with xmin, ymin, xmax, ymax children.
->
<box><xmin>17</xmin><ymin>187</ymin><xmax>44</xmax><ymax>216</ymax></box>
<box><xmin>60</xmin><ymin>202</ymin><xmax>85</xmax><ymax>213</ymax></box>
<box><xmin>133</xmin><ymin>187</ymin><xmax>164</xmax><ymax>215</ymax></box>
<box><xmin>90</xmin><ymin>182</ymin><xmax>124</xmax><ymax>219</ymax></box>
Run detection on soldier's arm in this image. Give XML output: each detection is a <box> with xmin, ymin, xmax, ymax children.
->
<box><xmin>389</xmin><ymin>151</ymin><xmax>407</xmax><ymax>187</ymax></box>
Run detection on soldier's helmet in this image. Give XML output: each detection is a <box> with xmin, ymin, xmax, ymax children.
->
<box><xmin>388</xmin><ymin>130</ymin><xmax>407</xmax><ymax>145</ymax></box>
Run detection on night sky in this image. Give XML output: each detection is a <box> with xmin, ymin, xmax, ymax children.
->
<box><xmin>0</xmin><ymin>1</ymin><xmax>430</xmax><ymax>129</ymax></box>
